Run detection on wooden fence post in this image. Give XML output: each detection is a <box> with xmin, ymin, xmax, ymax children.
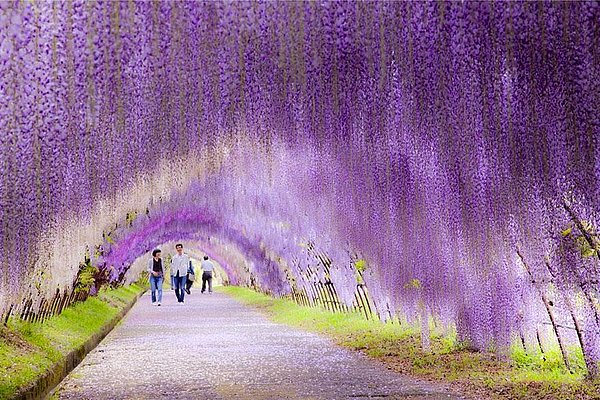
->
<box><xmin>3</xmin><ymin>304</ymin><xmax>13</xmax><ymax>326</ymax></box>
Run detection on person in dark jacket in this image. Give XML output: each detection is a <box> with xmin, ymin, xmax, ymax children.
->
<box><xmin>185</xmin><ymin>260</ymin><xmax>195</xmax><ymax>295</ymax></box>
<box><xmin>147</xmin><ymin>249</ymin><xmax>164</xmax><ymax>306</ymax></box>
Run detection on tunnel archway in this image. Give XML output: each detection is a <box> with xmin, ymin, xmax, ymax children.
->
<box><xmin>1</xmin><ymin>0</ymin><xmax>599</xmax><ymax>378</ymax></box>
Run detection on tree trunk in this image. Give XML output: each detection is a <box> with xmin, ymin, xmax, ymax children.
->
<box><xmin>545</xmin><ymin>260</ymin><xmax>596</xmax><ymax>377</ymax></box>
<box><xmin>517</xmin><ymin>249</ymin><xmax>571</xmax><ymax>372</ymax></box>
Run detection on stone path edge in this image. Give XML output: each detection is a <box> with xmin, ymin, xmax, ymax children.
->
<box><xmin>13</xmin><ymin>288</ymin><xmax>146</xmax><ymax>400</ymax></box>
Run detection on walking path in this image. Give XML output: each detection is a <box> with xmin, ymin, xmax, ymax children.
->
<box><xmin>54</xmin><ymin>289</ymin><xmax>467</xmax><ymax>399</ymax></box>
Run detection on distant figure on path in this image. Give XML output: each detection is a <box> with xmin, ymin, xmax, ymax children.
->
<box><xmin>185</xmin><ymin>260</ymin><xmax>195</xmax><ymax>295</ymax></box>
<box><xmin>148</xmin><ymin>249</ymin><xmax>164</xmax><ymax>306</ymax></box>
<box><xmin>201</xmin><ymin>255</ymin><xmax>215</xmax><ymax>294</ymax></box>
<box><xmin>171</xmin><ymin>243</ymin><xmax>190</xmax><ymax>304</ymax></box>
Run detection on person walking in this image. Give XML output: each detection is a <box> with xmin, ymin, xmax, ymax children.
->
<box><xmin>170</xmin><ymin>243</ymin><xmax>190</xmax><ymax>304</ymax></box>
<box><xmin>200</xmin><ymin>255</ymin><xmax>216</xmax><ymax>294</ymax></box>
<box><xmin>185</xmin><ymin>260</ymin><xmax>195</xmax><ymax>295</ymax></box>
<box><xmin>147</xmin><ymin>249</ymin><xmax>164</xmax><ymax>306</ymax></box>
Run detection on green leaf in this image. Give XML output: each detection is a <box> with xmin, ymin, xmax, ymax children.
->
<box><xmin>404</xmin><ymin>278</ymin><xmax>422</xmax><ymax>290</ymax></box>
<box><xmin>582</xmin><ymin>248</ymin><xmax>596</xmax><ymax>258</ymax></box>
<box><xmin>581</xmin><ymin>220</ymin><xmax>593</xmax><ymax>233</ymax></box>
<box><xmin>355</xmin><ymin>259</ymin><xmax>367</xmax><ymax>272</ymax></box>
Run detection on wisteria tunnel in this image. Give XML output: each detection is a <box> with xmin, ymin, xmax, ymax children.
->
<box><xmin>1</xmin><ymin>0</ymin><xmax>600</xmax><ymax>396</ymax></box>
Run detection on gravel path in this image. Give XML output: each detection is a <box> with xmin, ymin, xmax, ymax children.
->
<box><xmin>53</xmin><ymin>289</ymin><xmax>467</xmax><ymax>400</ymax></box>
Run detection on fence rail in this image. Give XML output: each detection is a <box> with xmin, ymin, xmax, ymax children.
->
<box><xmin>288</xmin><ymin>281</ymin><xmax>377</xmax><ymax>321</ymax></box>
<box><xmin>1</xmin><ymin>274</ymin><xmax>150</xmax><ymax>326</ymax></box>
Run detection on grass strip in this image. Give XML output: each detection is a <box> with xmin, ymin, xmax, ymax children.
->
<box><xmin>0</xmin><ymin>283</ymin><xmax>144</xmax><ymax>399</ymax></box>
<box><xmin>219</xmin><ymin>286</ymin><xmax>600</xmax><ymax>400</ymax></box>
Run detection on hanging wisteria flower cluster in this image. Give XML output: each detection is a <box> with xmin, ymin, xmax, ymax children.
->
<box><xmin>1</xmin><ymin>1</ymin><xmax>599</xmax><ymax>375</ymax></box>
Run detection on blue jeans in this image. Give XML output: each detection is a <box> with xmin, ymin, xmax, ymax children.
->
<box><xmin>150</xmin><ymin>275</ymin><xmax>163</xmax><ymax>303</ymax></box>
<box><xmin>173</xmin><ymin>275</ymin><xmax>187</xmax><ymax>303</ymax></box>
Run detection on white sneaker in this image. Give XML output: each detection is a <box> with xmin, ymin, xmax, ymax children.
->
<box><xmin>179</xmin><ymin>302</ymin><xmax>185</xmax><ymax>305</ymax></box>
<box><xmin>152</xmin><ymin>302</ymin><xmax>156</xmax><ymax>306</ymax></box>
<box><xmin>157</xmin><ymin>302</ymin><xmax>161</xmax><ymax>306</ymax></box>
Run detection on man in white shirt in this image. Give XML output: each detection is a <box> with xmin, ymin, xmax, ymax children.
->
<box><xmin>171</xmin><ymin>243</ymin><xmax>190</xmax><ymax>304</ymax></box>
<box><xmin>200</xmin><ymin>255</ymin><xmax>216</xmax><ymax>294</ymax></box>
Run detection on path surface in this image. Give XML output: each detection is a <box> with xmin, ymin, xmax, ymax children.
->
<box><xmin>54</xmin><ymin>289</ymin><xmax>467</xmax><ymax>400</ymax></box>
